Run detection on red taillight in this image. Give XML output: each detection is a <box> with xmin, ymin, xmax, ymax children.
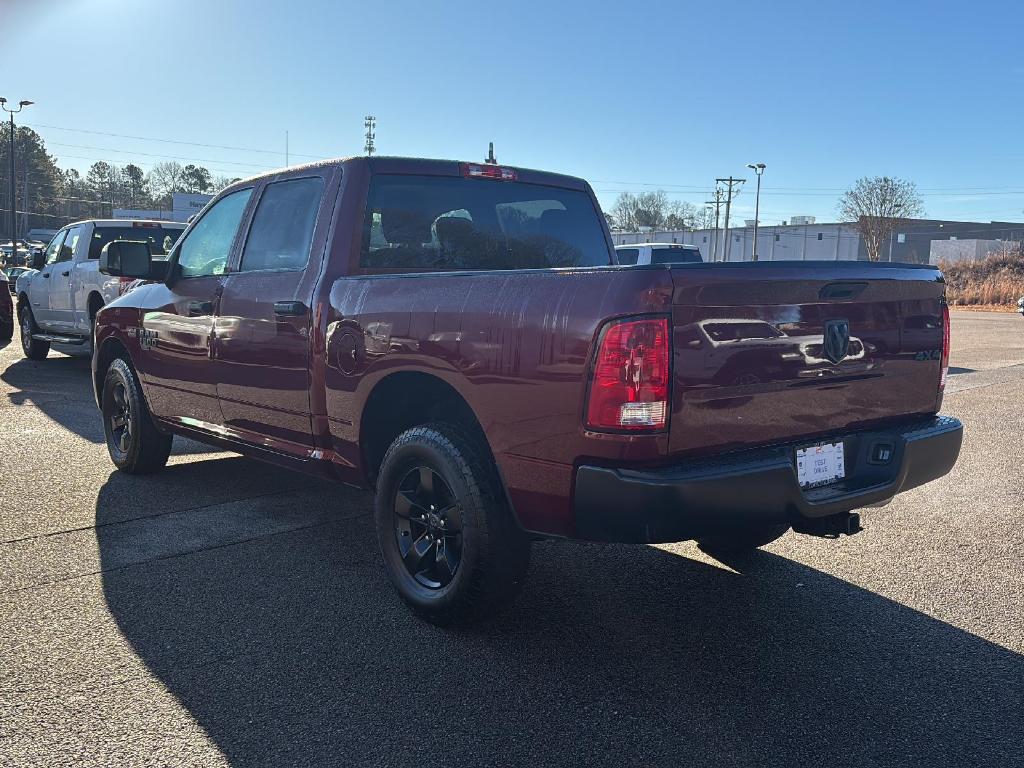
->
<box><xmin>586</xmin><ymin>317</ymin><xmax>670</xmax><ymax>431</ymax></box>
<box><xmin>460</xmin><ymin>162</ymin><xmax>517</xmax><ymax>181</ymax></box>
<box><xmin>939</xmin><ymin>303</ymin><xmax>951</xmax><ymax>390</ymax></box>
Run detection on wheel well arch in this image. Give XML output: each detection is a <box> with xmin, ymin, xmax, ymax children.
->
<box><xmin>16</xmin><ymin>292</ymin><xmax>29</xmax><ymax>314</ymax></box>
<box><xmin>87</xmin><ymin>292</ymin><xmax>105</xmax><ymax>318</ymax></box>
<box><xmin>359</xmin><ymin>371</ymin><xmax>493</xmax><ymax>485</ymax></box>
<box><xmin>93</xmin><ymin>335</ymin><xmax>133</xmax><ymax>403</ymax></box>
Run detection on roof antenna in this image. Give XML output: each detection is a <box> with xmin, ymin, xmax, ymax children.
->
<box><xmin>485</xmin><ymin>142</ymin><xmax>497</xmax><ymax>164</ymax></box>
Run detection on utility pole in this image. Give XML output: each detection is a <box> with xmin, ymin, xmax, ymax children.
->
<box><xmin>1</xmin><ymin>98</ymin><xmax>33</xmax><ymax>255</ymax></box>
<box><xmin>704</xmin><ymin>188</ymin><xmax>725</xmax><ymax>262</ymax></box>
<box><xmin>364</xmin><ymin>115</ymin><xmax>376</xmax><ymax>156</ymax></box>
<box><xmin>716</xmin><ymin>176</ymin><xmax>745</xmax><ymax>261</ymax></box>
<box><xmin>285</xmin><ymin>131</ymin><xmax>289</xmax><ymax>167</ymax></box>
<box><xmin>746</xmin><ymin>163</ymin><xmax>766</xmax><ymax>261</ymax></box>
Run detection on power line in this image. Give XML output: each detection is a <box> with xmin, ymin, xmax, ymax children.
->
<box><xmin>36</xmin><ymin>152</ymin><xmax>255</xmax><ymax>179</ymax></box>
<box><xmin>46</xmin><ymin>141</ymin><xmax>275</xmax><ymax>170</ymax></box>
<box><xmin>26</xmin><ymin>122</ymin><xmax>330</xmax><ymax>160</ymax></box>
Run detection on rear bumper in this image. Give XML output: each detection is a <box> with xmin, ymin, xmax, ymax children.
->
<box><xmin>573</xmin><ymin>415</ymin><xmax>962</xmax><ymax>544</ymax></box>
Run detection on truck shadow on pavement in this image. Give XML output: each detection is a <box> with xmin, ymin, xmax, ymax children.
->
<box><xmin>95</xmin><ymin>459</ymin><xmax>1022</xmax><ymax>768</ymax></box>
<box><xmin>1</xmin><ymin>352</ymin><xmax>224</xmax><ymax>456</ymax></box>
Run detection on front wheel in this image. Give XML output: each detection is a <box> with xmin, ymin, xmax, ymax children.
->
<box><xmin>101</xmin><ymin>358</ymin><xmax>172</xmax><ymax>474</ymax></box>
<box><xmin>19</xmin><ymin>304</ymin><xmax>49</xmax><ymax>360</ymax></box>
<box><xmin>374</xmin><ymin>423</ymin><xmax>531</xmax><ymax>625</ymax></box>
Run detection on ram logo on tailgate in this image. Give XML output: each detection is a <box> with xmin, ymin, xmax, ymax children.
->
<box><xmin>823</xmin><ymin>319</ymin><xmax>851</xmax><ymax>364</ymax></box>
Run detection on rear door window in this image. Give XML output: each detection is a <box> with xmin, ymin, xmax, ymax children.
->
<box><xmin>239</xmin><ymin>177</ymin><xmax>324</xmax><ymax>272</ymax></box>
<box><xmin>360</xmin><ymin>174</ymin><xmax>610</xmax><ymax>271</ymax></box>
<box><xmin>616</xmin><ymin>248</ymin><xmax>640</xmax><ymax>265</ymax></box>
<box><xmin>650</xmin><ymin>247</ymin><xmax>702</xmax><ymax>265</ymax></box>
<box><xmin>88</xmin><ymin>225</ymin><xmax>184</xmax><ymax>259</ymax></box>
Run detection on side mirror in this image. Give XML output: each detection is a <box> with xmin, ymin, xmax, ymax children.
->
<box><xmin>99</xmin><ymin>240</ymin><xmax>159</xmax><ymax>280</ymax></box>
<box><xmin>31</xmin><ymin>250</ymin><xmax>45</xmax><ymax>269</ymax></box>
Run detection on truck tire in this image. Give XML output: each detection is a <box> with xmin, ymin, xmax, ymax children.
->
<box><xmin>101</xmin><ymin>357</ymin><xmax>172</xmax><ymax>474</ymax></box>
<box><xmin>19</xmin><ymin>304</ymin><xmax>50</xmax><ymax>360</ymax></box>
<box><xmin>697</xmin><ymin>523</ymin><xmax>789</xmax><ymax>556</ymax></box>
<box><xmin>374</xmin><ymin>423</ymin><xmax>530</xmax><ymax>625</ymax></box>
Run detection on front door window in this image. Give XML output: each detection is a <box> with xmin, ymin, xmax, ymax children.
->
<box><xmin>175</xmin><ymin>188</ymin><xmax>253</xmax><ymax>278</ymax></box>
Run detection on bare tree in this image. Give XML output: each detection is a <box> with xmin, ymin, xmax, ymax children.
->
<box><xmin>664</xmin><ymin>200</ymin><xmax>698</xmax><ymax>230</ymax></box>
<box><xmin>838</xmin><ymin>176</ymin><xmax>925</xmax><ymax>261</ymax></box>
<box><xmin>610</xmin><ymin>192</ymin><xmax>640</xmax><ymax>231</ymax></box>
<box><xmin>692</xmin><ymin>205</ymin><xmax>716</xmax><ymax>230</ymax></box>
<box><xmin>211</xmin><ymin>175</ymin><xmax>241</xmax><ymax>194</ymax></box>
<box><xmin>147</xmin><ymin>161</ymin><xmax>185</xmax><ymax>206</ymax></box>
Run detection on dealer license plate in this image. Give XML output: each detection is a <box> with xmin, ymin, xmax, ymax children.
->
<box><xmin>796</xmin><ymin>441</ymin><xmax>846</xmax><ymax>488</ymax></box>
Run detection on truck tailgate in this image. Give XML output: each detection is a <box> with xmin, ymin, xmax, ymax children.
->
<box><xmin>668</xmin><ymin>262</ymin><xmax>945</xmax><ymax>456</ymax></box>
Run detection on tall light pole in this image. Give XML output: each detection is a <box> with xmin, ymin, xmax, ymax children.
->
<box><xmin>746</xmin><ymin>163</ymin><xmax>766</xmax><ymax>261</ymax></box>
<box><xmin>1</xmin><ymin>98</ymin><xmax>33</xmax><ymax>257</ymax></box>
<box><xmin>886</xmin><ymin>203</ymin><xmax>906</xmax><ymax>262</ymax></box>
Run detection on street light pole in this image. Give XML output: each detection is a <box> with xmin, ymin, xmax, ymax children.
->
<box><xmin>887</xmin><ymin>203</ymin><xmax>904</xmax><ymax>262</ymax></box>
<box><xmin>1</xmin><ymin>98</ymin><xmax>33</xmax><ymax>258</ymax></box>
<box><xmin>746</xmin><ymin>163</ymin><xmax>766</xmax><ymax>261</ymax></box>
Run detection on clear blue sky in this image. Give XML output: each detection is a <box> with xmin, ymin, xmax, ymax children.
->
<box><xmin>4</xmin><ymin>0</ymin><xmax>1024</xmax><ymax>224</ymax></box>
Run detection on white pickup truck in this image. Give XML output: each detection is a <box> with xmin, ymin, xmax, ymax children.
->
<box><xmin>15</xmin><ymin>220</ymin><xmax>185</xmax><ymax>359</ymax></box>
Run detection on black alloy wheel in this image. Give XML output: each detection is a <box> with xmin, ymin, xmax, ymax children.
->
<box><xmin>108</xmin><ymin>379</ymin><xmax>133</xmax><ymax>455</ymax></box>
<box><xmin>394</xmin><ymin>466</ymin><xmax>464</xmax><ymax>589</ymax></box>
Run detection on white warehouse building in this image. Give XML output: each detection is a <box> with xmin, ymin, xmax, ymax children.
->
<box><xmin>611</xmin><ymin>222</ymin><xmax>862</xmax><ymax>262</ymax></box>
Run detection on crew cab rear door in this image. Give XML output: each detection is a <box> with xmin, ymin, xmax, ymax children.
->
<box><xmin>213</xmin><ymin>170</ymin><xmax>335</xmax><ymax>457</ymax></box>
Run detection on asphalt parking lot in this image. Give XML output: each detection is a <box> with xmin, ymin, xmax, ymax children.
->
<box><xmin>1</xmin><ymin>311</ymin><xmax>1022</xmax><ymax>767</ymax></box>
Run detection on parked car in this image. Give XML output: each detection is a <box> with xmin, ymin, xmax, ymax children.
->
<box><xmin>15</xmin><ymin>220</ymin><xmax>185</xmax><ymax>360</ymax></box>
<box><xmin>92</xmin><ymin>156</ymin><xmax>962</xmax><ymax>624</ymax></box>
<box><xmin>1018</xmin><ymin>296</ymin><xmax>1023</xmax><ymax>316</ymax></box>
<box><xmin>0</xmin><ymin>271</ymin><xmax>12</xmax><ymax>341</ymax></box>
<box><xmin>1</xmin><ymin>244</ymin><xmax>32</xmax><ymax>267</ymax></box>
<box><xmin>4</xmin><ymin>266</ymin><xmax>29</xmax><ymax>294</ymax></box>
<box><xmin>615</xmin><ymin>242</ymin><xmax>703</xmax><ymax>265</ymax></box>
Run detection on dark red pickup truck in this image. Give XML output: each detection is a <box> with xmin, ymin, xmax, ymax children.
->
<box><xmin>93</xmin><ymin>156</ymin><xmax>962</xmax><ymax>623</ymax></box>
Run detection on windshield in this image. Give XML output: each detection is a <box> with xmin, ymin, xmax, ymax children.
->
<box><xmin>360</xmin><ymin>174</ymin><xmax>610</xmax><ymax>271</ymax></box>
<box><xmin>650</xmin><ymin>247</ymin><xmax>702</xmax><ymax>265</ymax></box>
<box><xmin>88</xmin><ymin>225</ymin><xmax>184</xmax><ymax>260</ymax></box>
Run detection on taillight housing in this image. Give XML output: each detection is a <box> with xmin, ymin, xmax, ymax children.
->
<box><xmin>939</xmin><ymin>302</ymin><xmax>950</xmax><ymax>390</ymax></box>
<box><xmin>586</xmin><ymin>316</ymin><xmax>670</xmax><ymax>431</ymax></box>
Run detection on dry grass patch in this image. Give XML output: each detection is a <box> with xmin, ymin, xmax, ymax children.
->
<box><xmin>940</xmin><ymin>246</ymin><xmax>1024</xmax><ymax>308</ymax></box>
